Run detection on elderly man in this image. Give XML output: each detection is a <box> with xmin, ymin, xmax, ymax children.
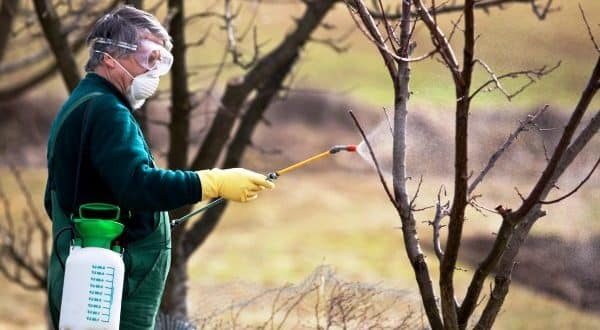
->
<box><xmin>44</xmin><ymin>5</ymin><xmax>273</xmax><ymax>329</ymax></box>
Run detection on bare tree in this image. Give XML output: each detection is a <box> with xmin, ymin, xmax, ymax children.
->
<box><xmin>0</xmin><ymin>164</ymin><xmax>51</xmax><ymax>326</ymax></box>
<box><xmin>0</xmin><ymin>1</ymin><xmax>119</xmax><ymax>100</ymax></box>
<box><xmin>346</xmin><ymin>0</ymin><xmax>598</xmax><ymax>329</ymax></box>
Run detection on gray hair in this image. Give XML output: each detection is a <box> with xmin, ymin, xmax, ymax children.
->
<box><xmin>85</xmin><ymin>5</ymin><xmax>172</xmax><ymax>72</ymax></box>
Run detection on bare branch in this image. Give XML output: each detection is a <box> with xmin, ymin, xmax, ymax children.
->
<box><xmin>470</xmin><ymin>61</ymin><xmax>561</xmax><ymax>101</ymax></box>
<box><xmin>348</xmin><ymin>110</ymin><xmax>396</xmax><ymax>207</ymax></box>
<box><xmin>185</xmin><ymin>11</ymin><xmax>222</xmax><ymax>24</ymax></box>
<box><xmin>0</xmin><ymin>61</ymin><xmax>58</xmax><ymax>101</ymax></box>
<box><xmin>185</xmin><ymin>24</ymin><xmax>212</xmax><ymax>48</ymax></box>
<box><xmin>221</xmin><ymin>0</ymin><xmax>260</xmax><ymax>70</ymax></box>
<box><xmin>348</xmin><ymin>0</ymin><xmax>550</xmax><ymax>19</ymax></box>
<box><xmin>0</xmin><ymin>47</ymin><xmax>52</xmax><ymax>75</ymax></box>
<box><xmin>458</xmin><ymin>216</ymin><xmax>515</xmax><ymax>326</ymax></box>
<box><xmin>344</xmin><ymin>0</ymin><xmax>398</xmax><ymax>78</ymax></box>
<box><xmin>309</xmin><ymin>37</ymin><xmax>350</xmax><ymax>53</ymax></box>
<box><xmin>0</xmin><ymin>167</ymin><xmax>47</xmax><ymax>291</ymax></box>
<box><xmin>469</xmin><ymin>105</ymin><xmax>549</xmax><ymax>195</ymax></box>
<box><xmin>512</xmin><ymin>56</ymin><xmax>600</xmax><ymax>220</ymax></box>
<box><xmin>409</xmin><ymin>175</ymin><xmax>426</xmax><ymax>211</ymax></box>
<box><xmin>414</xmin><ymin>0</ymin><xmax>461</xmax><ymax>83</ymax></box>
<box><xmin>447</xmin><ymin>13</ymin><xmax>464</xmax><ymax>42</ymax></box>
<box><xmin>579</xmin><ymin>3</ymin><xmax>600</xmax><ymax>53</ymax></box>
<box><xmin>530</xmin><ymin>0</ymin><xmax>558</xmax><ymax>20</ymax></box>
<box><xmin>0</xmin><ymin>0</ymin><xmax>19</xmax><ymax>63</ymax></box>
<box><xmin>539</xmin><ymin>156</ymin><xmax>599</xmax><ymax>204</ymax></box>
<box><xmin>191</xmin><ymin>44</ymin><xmax>229</xmax><ymax>114</ymax></box>
<box><xmin>377</xmin><ymin>0</ymin><xmax>399</xmax><ymax>52</ymax></box>
<box><xmin>429</xmin><ymin>185</ymin><xmax>449</xmax><ymax>263</ymax></box>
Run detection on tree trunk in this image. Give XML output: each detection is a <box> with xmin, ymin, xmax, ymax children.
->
<box><xmin>124</xmin><ymin>0</ymin><xmax>143</xmax><ymax>8</ymax></box>
<box><xmin>33</xmin><ymin>0</ymin><xmax>80</xmax><ymax>92</ymax></box>
<box><xmin>0</xmin><ymin>0</ymin><xmax>19</xmax><ymax>63</ymax></box>
<box><xmin>161</xmin><ymin>0</ymin><xmax>191</xmax><ymax>317</ymax></box>
<box><xmin>392</xmin><ymin>1</ymin><xmax>444</xmax><ymax>329</ymax></box>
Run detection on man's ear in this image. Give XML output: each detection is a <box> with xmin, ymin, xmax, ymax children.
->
<box><xmin>102</xmin><ymin>53</ymin><xmax>116</xmax><ymax>69</ymax></box>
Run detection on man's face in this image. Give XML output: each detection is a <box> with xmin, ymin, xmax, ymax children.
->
<box><xmin>106</xmin><ymin>34</ymin><xmax>166</xmax><ymax>86</ymax></box>
<box><xmin>119</xmin><ymin>33</ymin><xmax>163</xmax><ymax>82</ymax></box>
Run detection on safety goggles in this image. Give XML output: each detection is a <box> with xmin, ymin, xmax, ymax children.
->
<box><xmin>132</xmin><ymin>39</ymin><xmax>173</xmax><ymax>76</ymax></box>
<box><xmin>93</xmin><ymin>38</ymin><xmax>173</xmax><ymax>76</ymax></box>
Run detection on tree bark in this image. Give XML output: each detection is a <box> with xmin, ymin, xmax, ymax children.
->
<box><xmin>440</xmin><ymin>2</ymin><xmax>475</xmax><ymax>328</ymax></box>
<box><xmin>33</xmin><ymin>0</ymin><xmax>80</xmax><ymax>92</ymax></box>
<box><xmin>0</xmin><ymin>0</ymin><xmax>19</xmax><ymax>64</ymax></box>
<box><xmin>124</xmin><ymin>0</ymin><xmax>143</xmax><ymax>8</ymax></box>
<box><xmin>161</xmin><ymin>0</ymin><xmax>192</xmax><ymax>317</ymax></box>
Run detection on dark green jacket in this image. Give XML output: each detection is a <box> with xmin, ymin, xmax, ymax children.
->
<box><xmin>45</xmin><ymin>73</ymin><xmax>201</xmax><ymax>243</ymax></box>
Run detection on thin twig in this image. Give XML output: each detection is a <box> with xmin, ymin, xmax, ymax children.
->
<box><xmin>579</xmin><ymin>3</ymin><xmax>600</xmax><ymax>53</ymax></box>
<box><xmin>468</xmin><ymin>105</ymin><xmax>549</xmax><ymax>195</ymax></box>
<box><xmin>531</xmin><ymin>0</ymin><xmax>558</xmax><ymax>20</ymax></box>
<box><xmin>470</xmin><ymin>62</ymin><xmax>561</xmax><ymax>101</ymax></box>
<box><xmin>409</xmin><ymin>175</ymin><xmax>424</xmax><ymax>210</ymax></box>
<box><xmin>539</xmin><ymin>156</ymin><xmax>599</xmax><ymax>204</ymax></box>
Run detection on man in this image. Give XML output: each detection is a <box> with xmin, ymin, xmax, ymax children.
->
<box><xmin>44</xmin><ymin>5</ymin><xmax>274</xmax><ymax>329</ymax></box>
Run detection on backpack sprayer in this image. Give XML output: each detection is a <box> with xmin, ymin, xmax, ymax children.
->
<box><xmin>170</xmin><ymin>144</ymin><xmax>357</xmax><ymax>227</ymax></box>
<box><xmin>59</xmin><ymin>204</ymin><xmax>125</xmax><ymax>329</ymax></box>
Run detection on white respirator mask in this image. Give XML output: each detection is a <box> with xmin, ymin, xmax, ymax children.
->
<box><xmin>123</xmin><ymin>68</ymin><xmax>160</xmax><ymax>110</ymax></box>
<box><xmin>94</xmin><ymin>38</ymin><xmax>173</xmax><ymax>109</ymax></box>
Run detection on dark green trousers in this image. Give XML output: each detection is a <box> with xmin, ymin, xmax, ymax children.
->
<box><xmin>47</xmin><ymin>192</ymin><xmax>171</xmax><ymax>330</ymax></box>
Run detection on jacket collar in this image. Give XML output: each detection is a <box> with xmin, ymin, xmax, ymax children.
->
<box><xmin>83</xmin><ymin>72</ymin><xmax>134</xmax><ymax>112</ymax></box>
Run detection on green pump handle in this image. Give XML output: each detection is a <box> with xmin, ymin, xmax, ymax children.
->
<box><xmin>78</xmin><ymin>203</ymin><xmax>121</xmax><ymax>221</ymax></box>
<box><xmin>74</xmin><ymin>203</ymin><xmax>124</xmax><ymax>250</ymax></box>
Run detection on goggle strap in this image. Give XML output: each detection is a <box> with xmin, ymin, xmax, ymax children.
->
<box><xmin>93</xmin><ymin>38</ymin><xmax>137</xmax><ymax>52</ymax></box>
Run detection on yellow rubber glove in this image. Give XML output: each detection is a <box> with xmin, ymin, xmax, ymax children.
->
<box><xmin>196</xmin><ymin>168</ymin><xmax>275</xmax><ymax>202</ymax></box>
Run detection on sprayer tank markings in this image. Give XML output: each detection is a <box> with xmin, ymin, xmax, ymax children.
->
<box><xmin>86</xmin><ymin>264</ymin><xmax>115</xmax><ymax>323</ymax></box>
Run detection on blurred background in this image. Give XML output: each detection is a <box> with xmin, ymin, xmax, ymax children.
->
<box><xmin>0</xmin><ymin>0</ymin><xmax>599</xmax><ymax>329</ymax></box>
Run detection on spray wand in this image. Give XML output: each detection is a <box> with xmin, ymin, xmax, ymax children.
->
<box><xmin>170</xmin><ymin>144</ymin><xmax>357</xmax><ymax>227</ymax></box>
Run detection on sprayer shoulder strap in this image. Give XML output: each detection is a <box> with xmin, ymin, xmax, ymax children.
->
<box><xmin>48</xmin><ymin>92</ymin><xmax>103</xmax><ymax>218</ymax></box>
<box><xmin>48</xmin><ymin>92</ymin><xmax>103</xmax><ymax>163</ymax></box>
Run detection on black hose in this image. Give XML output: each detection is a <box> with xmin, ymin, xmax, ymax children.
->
<box><xmin>53</xmin><ymin>226</ymin><xmax>73</xmax><ymax>270</ymax></box>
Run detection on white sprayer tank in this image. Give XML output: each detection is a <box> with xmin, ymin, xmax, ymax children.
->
<box><xmin>59</xmin><ymin>245</ymin><xmax>124</xmax><ymax>329</ymax></box>
<box><xmin>58</xmin><ymin>203</ymin><xmax>126</xmax><ymax>330</ymax></box>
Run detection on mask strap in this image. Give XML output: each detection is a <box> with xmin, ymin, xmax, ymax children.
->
<box><xmin>95</xmin><ymin>50</ymin><xmax>135</xmax><ymax>80</ymax></box>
